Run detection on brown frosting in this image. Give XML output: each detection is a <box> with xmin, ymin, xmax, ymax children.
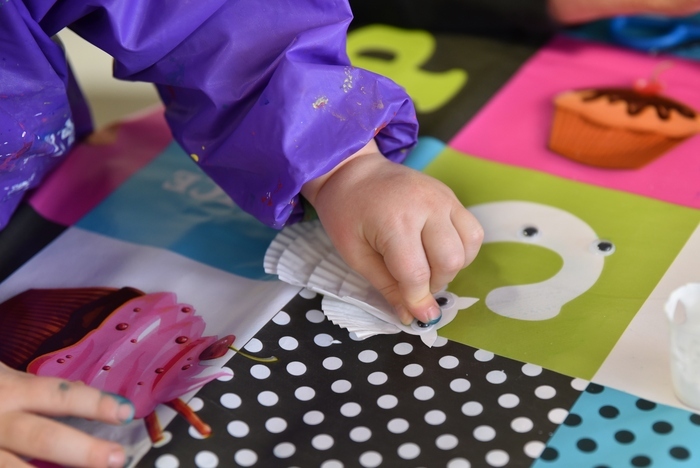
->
<box><xmin>582</xmin><ymin>88</ymin><xmax>696</xmax><ymax>120</ymax></box>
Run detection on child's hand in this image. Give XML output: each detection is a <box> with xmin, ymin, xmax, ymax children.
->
<box><xmin>549</xmin><ymin>0</ymin><xmax>700</xmax><ymax>24</ymax></box>
<box><xmin>0</xmin><ymin>362</ymin><xmax>133</xmax><ymax>468</ymax></box>
<box><xmin>302</xmin><ymin>140</ymin><xmax>483</xmax><ymax>325</ymax></box>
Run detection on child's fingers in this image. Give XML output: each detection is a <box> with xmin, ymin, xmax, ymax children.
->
<box><xmin>342</xmin><ymin>244</ymin><xmax>415</xmax><ymax>324</ymax></box>
<box><xmin>379</xmin><ymin>230</ymin><xmax>442</xmax><ymax>325</ymax></box>
<box><xmin>451</xmin><ymin>207</ymin><xmax>484</xmax><ymax>269</ymax></box>
<box><xmin>14</xmin><ymin>375</ymin><xmax>134</xmax><ymax>425</ymax></box>
<box><xmin>0</xmin><ymin>412</ymin><xmax>126</xmax><ymax>468</ymax></box>
<box><xmin>421</xmin><ymin>220</ymin><xmax>467</xmax><ymax>294</ymax></box>
<box><xmin>0</xmin><ymin>449</ymin><xmax>33</xmax><ymax>468</ymax></box>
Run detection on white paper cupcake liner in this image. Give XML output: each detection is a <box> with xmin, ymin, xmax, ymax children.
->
<box><xmin>264</xmin><ymin>221</ymin><xmax>479</xmax><ymax>347</ymax></box>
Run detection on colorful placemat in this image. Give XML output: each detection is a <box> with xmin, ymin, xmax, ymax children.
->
<box><xmin>1</xmin><ymin>25</ymin><xmax>699</xmax><ymax>468</ymax></box>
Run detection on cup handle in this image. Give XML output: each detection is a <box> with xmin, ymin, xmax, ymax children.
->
<box><xmin>665</xmin><ymin>283</ymin><xmax>700</xmax><ymax>324</ymax></box>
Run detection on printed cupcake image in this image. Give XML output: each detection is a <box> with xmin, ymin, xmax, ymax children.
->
<box><xmin>0</xmin><ymin>287</ymin><xmax>245</xmax><ymax>443</ymax></box>
<box><xmin>548</xmin><ymin>82</ymin><xmax>700</xmax><ymax>169</ymax></box>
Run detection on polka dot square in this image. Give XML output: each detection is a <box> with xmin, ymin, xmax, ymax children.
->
<box><xmin>533</xmin><ymin>383</ymin><xmax>700</xmax><ymax>467</ymax></box>
<box><xmin>139</xmin><ymin>292</ymin><xmax>585</xmax><ymax>467</ymax></box>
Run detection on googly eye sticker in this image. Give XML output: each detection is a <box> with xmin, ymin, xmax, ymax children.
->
<box><xmin>433</xmin><ymin>291</ymin><xmax>455</xmax><ymax>310</ymax></box>
<box><xmin>590</xmin><ymin>239</ymin><xmax>615</xmax><ymax>256</ymax></box>
<box><xmin>411</xmin><ymin>320</ymin><xmax>432</xmax><ymax>330</ymax></box>
<box><xmin>518</xmin><ymin>225</ymin><xmax>540</xmax><ymax>241</ymax></box>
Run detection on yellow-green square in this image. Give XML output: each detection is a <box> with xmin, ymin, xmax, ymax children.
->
<box><xmin>427</xmin><ymin>148</ymin><xmax>700</xmax><ymax>379</ymax></box>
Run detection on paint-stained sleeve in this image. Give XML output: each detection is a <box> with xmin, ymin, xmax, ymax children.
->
<box><xmin>44</xmin><ymin>0</ymin><xmax>418</xmax><ymax>228</ymax></box>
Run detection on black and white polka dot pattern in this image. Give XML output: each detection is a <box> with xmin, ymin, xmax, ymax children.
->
<box><xmin>139</xmin><ymin>292</ymin><xmax>583</xmax><ymax>467</ymax></box>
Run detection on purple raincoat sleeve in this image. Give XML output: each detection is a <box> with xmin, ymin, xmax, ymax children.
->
<box><xmin>0</xmin><ymin>1</ymin><xmax>93</xmax><ymax>229</ymax></box>
<box><xmin>39</xmin><ymin>0</ymin><xmax>419</xmax><ymax>228</ymax></box>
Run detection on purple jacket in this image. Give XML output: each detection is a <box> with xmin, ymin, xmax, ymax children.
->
<box><xmin>0</xmin><ymin>0</ymin><xmax>417</xmax><ymax>230</ymax></box>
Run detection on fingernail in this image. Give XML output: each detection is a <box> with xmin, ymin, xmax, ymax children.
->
<box><xmin>118</xmin><ymin>403</ymin><xmax>135</xmax><ymax>424</ymax></box>
<box><xmin>107</xmin><ymin>448</ymin><xmax>126</xmax><ymax>468</ymax></box>
<box><xmin>106</xmin><ymin>393</ymin><xmax>135</xmax><ymax>423</ymax></box>
<box><xmin>424</xmin><ymin>305</ymin><xmax>442</xmax><ymax>325</ymax></box>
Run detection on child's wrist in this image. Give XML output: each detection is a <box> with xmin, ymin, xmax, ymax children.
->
<box><xmin>301</xmin><ymin>138</ymin><xmax>380</xmax><ymax>206</ymax></box>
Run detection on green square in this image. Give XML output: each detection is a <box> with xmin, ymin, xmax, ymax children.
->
<box><xmin>427</xmin><ymin>149</ymin><xmax>700</xmax><ymax>379</ymax></box>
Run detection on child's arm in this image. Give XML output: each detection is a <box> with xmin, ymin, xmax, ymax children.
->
<box><xmin>60</xmin><ymin>0</ymin><xmax>420</xmax><ymax>230</ymax></box>
<box><xmin>0</xmin><ymin>362</ymin><xmax>133</xmax><ymax>468</ymax></box>
<box><xmin>302</xmin><ymin>139</ymin><xmax>483</xmax><ymax>324</ymax></box>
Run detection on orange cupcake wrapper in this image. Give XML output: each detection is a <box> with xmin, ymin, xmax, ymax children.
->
<box><xmin>548</xmin><ymin>109</ymin><xmax>685</xmax><ymax>169</ymax></box>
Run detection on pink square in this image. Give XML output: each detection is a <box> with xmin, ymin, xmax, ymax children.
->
<box><xmin>450</xmin><ymin>35</ymin><xmax>700</xmax><ymax>209</ymax></box>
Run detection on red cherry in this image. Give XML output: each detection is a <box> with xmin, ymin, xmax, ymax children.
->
<box><xmin>633</xmin><ymin>78</ymin><xmax>663</xmax><ymax>95</ymax></box>
<box><xmin>199</xmin><ymin>335</ymin><xmax>236</xmax><ymax>361</ymax></box>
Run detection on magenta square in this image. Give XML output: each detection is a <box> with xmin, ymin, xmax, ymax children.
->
<box><xmin>450</xmin><ymin>35</ymin><xmax>700</xmax><ymax>209</ymax></box>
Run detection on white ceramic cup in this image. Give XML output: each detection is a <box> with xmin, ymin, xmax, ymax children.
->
<box><xmin>665</xmin><ymin>283</ymin><xmax>700</xmax><ymax>409</ymax></box>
